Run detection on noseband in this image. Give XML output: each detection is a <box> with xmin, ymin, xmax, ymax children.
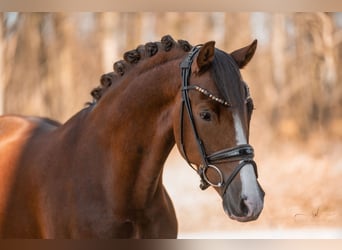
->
<box><xmin>179</xmin><ymin>46</ymin><xmax>258</xmax><ymax>195</ymax></box>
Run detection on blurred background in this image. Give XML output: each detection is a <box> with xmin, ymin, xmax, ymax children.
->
<box><xmin>0</xmin><ymin>12</ymin><xmax>342</xmax><ymax>238</ymax></box>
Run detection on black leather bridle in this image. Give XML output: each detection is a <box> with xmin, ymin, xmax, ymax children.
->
<box><xmin>179</xmin><ymin>45</ymin><xmax>258</xmax><ymax>195</ymax></box>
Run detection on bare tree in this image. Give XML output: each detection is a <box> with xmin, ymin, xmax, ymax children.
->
<box><xmin>4</xmin><ymin>13</ymin><xmax>48</xmax><ymax>117</ymax></box>
<box><xmin>288</xmin><ymin>13</ymin><xmax>340</xmax><ymax>137</ymax></box>
<box><xmin>224</xmin><ymin>13</ymin><xmax>252</xmax><ymax>50</ymax></box>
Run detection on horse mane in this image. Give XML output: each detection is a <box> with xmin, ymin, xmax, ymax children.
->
<box><xmin>90</xmin><ymin>35</ymin><xmax>192</xmax><ymax>103</ymax></box>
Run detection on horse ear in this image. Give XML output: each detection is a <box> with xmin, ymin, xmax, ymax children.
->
<box><xmin>231</xmin><ymin>39</ymin><xmax>257</xmax><ymax>69</ymax></box>
<box><xmin>195</xmin><ymin>41</ymin><xmax>215</xmax><ymax>73</ymax></box>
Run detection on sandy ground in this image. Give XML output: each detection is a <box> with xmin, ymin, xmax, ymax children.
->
<box><xmin>162</xmin><ymin>130</ymin><xmax>342</xmax><ymax>238</ymax></box>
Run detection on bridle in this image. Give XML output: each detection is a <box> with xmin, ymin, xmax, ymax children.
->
<box><xmin>179</xmin><ymin>45</ymin><xmax>258</xmax><ymax>195</ymax></box>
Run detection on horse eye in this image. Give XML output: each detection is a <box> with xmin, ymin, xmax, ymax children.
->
<box><xmin>200</xmin><ymin>111</ymin><xmax>212</xmax><ymax>121</ymax></box>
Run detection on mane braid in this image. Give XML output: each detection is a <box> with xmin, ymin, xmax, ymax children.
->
<box><xmin>89</xmin><ymin>35</ymin><xmax>193</xmax><ymax>103</ymax></box>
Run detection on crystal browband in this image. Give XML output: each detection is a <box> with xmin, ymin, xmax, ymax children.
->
<box><xmin>183</xmin><ymin>85</ymin><xmax>231</xmax><ymax>107</ymax></box>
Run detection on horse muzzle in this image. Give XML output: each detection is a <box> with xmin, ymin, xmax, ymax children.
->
<box><xmin>222</xmin><ymin>178</ymin><xmax>265</xmax><ymax>222</ymax></box>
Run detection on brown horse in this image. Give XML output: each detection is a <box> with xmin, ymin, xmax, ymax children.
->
<box><xmin>0</xmin><ymin>35</ymin><xmax>264</xmax><ymax>238</ymax></box>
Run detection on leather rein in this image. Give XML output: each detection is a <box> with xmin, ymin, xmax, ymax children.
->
<box><xmin>179</xmin><ymin>45</ymin><xmax>258</xmax><ymax>195</ymax></box>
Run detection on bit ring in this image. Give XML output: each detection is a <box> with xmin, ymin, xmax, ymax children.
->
<box><xmin>202</xmin><ymin>164</ymin><xmax>224</xmax><ymax>187</ymax></box>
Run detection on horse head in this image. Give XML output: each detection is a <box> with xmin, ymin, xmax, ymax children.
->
<box><xmin>174</xmin><ymin>40</ymin><xmax>264</xmax><ymax>222</ymax></box>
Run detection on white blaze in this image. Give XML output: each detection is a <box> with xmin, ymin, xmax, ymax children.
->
<box><xmin>232</xmin><ymin>112</ymin><xmax>247</xmax><ymax>145</ymax></box>
<box><xmin>232</xmin><ymin>112</ymin><xmax>258</xmax><ymax>196</ymax></box>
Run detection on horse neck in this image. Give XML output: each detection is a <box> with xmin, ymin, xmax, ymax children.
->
<box><xmin>87</xmin><ymin>55</ymin><xmax>183</xmax><ymax>208</ymax></box>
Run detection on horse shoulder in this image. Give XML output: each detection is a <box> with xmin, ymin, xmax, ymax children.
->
<box><xmin>0</xmin><ymin>115</ymin><xmax>61</xmax><ymax>236</ymax></box>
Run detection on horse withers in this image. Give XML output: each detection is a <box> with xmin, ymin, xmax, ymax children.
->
<box><xmin>0</xmin><ymin>35</ymin><xmax>264</xmax><ymax>238</ymax></box>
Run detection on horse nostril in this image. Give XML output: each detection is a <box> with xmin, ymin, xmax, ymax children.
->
<box><xmin>240</xmin><ymin>195</ymin><xmax>250</xmax><ymax>216</ymax></box>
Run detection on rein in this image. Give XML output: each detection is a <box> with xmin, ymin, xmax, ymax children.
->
<box><xmin>179</xmin><ymin>46</ymin><xmax>258</xmax><ymax>195</ymax></box>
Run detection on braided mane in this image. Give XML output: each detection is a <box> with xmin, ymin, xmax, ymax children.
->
<box><xmin>90</xmin><ymin>35</ymin><xmax>192</xmax><ymax>102</ymax></box>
